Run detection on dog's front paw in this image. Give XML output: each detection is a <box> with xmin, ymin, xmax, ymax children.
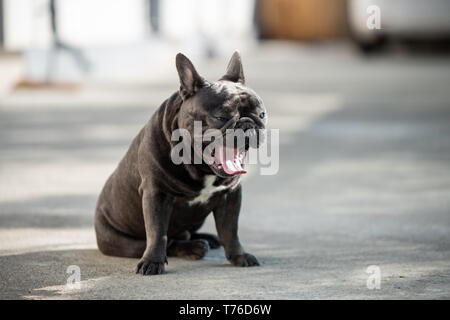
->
<box><xmin>135</xmin><ymin>258</ymin><xmax>166</xmax><ymax>275</ymax></box>
<box><xmin>228</xmin><ymin>253</ymin><xmax>260</xmax><ymax>267</ymax></box>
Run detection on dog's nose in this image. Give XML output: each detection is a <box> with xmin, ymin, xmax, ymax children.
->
<box><xmin>235</xmin><ymin>117</ymin><xmax>259</xmax><ymax>149</ymax></box>
<box><xmin>235</xmin><ymin>117</ymin><xmax>255</xmax><ymax>130</ymax></box>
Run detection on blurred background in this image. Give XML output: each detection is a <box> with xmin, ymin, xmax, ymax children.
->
<box><xmin>1</xmin><ymin>0</ymin><xmax>450</xmax><ymax>299</ymax></box>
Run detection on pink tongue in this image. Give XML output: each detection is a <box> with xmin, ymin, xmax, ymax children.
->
<box><xmin>216</xmin><ymin>147</ymin><xmax>246</xmax><ymax>175</ymax></box>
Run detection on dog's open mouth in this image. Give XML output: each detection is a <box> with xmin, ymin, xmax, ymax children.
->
<box><xmin>211</xmin><ymin>146</ymin><xmax>247</xmax><ymax>175</ymax></box>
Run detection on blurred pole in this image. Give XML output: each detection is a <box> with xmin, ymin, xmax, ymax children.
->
<box><xmin>49</xmin><ymin>0</ymin><xmax>58</xmax><ymax>42</ymax></box>
<box><xmin>0</xmin><ymin>0</ymin><xmax>4</xmax><ymax>48</ymax></box>
<box><xmin>47</xmin><ymin>0</ymin><xmax>90</xmax><ymax>82</ymax></box>
<box><xmin>149</xmin><ymin>0</ymin><xmax>159</xmax><ymax>35</ymax></box>
<box><xmin>253</xmin><ymin>0</ymin><xmax>264</xmax><ymax>40</ymax></box>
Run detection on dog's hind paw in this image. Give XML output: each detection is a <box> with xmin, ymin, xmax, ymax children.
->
<box><xmin>190</xmin><ymin>232</ymin><xmax>221</xmax><ymax>249</ymax></box>
<box><xmin>167</xmin><ymin>239</ymin><xmax>210</xmax><ymax>260</ymax></box>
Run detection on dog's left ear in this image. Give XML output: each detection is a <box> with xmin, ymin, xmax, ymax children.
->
<box><xmin>176</xmin><ymin>53</ymin><xmax>206</xmax><ymax>100</ymax></box>
<box><xmin>220</xmin><ymin>51</ymin><xmax>245</xmax><ymax>84</ymax></box>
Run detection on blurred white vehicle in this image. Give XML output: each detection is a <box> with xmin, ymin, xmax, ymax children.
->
<box><xmin>348</xmin><ymin>0</ymin><xmax>450</xmax><ymax>51</ymax></box>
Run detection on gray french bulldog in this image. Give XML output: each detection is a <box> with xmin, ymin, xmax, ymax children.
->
<box><xmin>95</xmin><ymin>51</ymin><xmax>267</xmax><ymax>275</ymax></box>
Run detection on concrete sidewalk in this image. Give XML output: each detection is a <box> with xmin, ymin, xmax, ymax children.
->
<box><xmin>1</xmin><ymin>44</ymin><xmax>449</xmax><ymax>299</ymax></box>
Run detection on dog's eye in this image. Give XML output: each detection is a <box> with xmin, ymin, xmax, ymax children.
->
<box><xmin>215</xmin><ymin>116</ymin><xmax>229</xmax><ymax>122</ymax></box>
<box><xmin>259</xmin><ymin>112</ymin><xmax>266</xmax><ymax>119</ymax></box>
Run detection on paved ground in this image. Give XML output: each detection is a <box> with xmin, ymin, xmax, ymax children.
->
<box><xmin>1</xmin><ymin>43</ymin><xmax>450</xmax><ymax>299</ymax></box>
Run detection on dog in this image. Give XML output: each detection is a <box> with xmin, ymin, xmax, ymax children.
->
<box><xmin>95</xmin><ymin>51</ymin><xmax>267</xmax><ymax>275</ymax></box>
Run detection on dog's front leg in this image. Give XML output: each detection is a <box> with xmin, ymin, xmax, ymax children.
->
<box><xmin>213</xmin><ymin>186</ymin><xmax>260</xmax><ymax>267</ymax></box>
<box><xmin>136</xmin><ymin>189</ymin><xmax>172</xmax><ymax>275</ymax></box>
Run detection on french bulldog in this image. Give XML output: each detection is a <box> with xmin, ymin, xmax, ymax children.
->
<box><xmin>95</xmin><ymin>51</ymin><xmax>267</xmax><ymax>275</ymax></box>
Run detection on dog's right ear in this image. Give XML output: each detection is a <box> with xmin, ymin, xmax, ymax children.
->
<box><xmin>176</xmin><ymin>53</ymin><xmax>205</xmax><ymax>100</ymax></box>
<box><xmin>220</xmin><ymin>51</ymin><xmax>245</xmax><ymax>84</ymax></box>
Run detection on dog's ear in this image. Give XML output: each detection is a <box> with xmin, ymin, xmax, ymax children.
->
<box><xmin>220</xmin><ymin>51</ymin><xmax>245</xmax><ymax>84</ymax></box>
<box><xmin>176</xmin><ymin>53</ymin><xmax>205</xmax><ymax>100</ymax></box>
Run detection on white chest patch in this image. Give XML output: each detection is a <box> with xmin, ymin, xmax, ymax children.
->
<box><xmin>189</xmin><ymin>175</ymin><xmax>230</xmax><ymax>206</ymax></box>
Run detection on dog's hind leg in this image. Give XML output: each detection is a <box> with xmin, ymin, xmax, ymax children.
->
<box><xmin>95</xmin><ymin>212</ymin><xmax>146</xmax><ymax>258</ymax></box>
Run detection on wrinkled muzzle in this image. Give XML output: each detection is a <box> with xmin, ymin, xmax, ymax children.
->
<box><xmin>233</xmin><ymin>117</ymin><xmax>264</xmax><ymax>150</ymax></box>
